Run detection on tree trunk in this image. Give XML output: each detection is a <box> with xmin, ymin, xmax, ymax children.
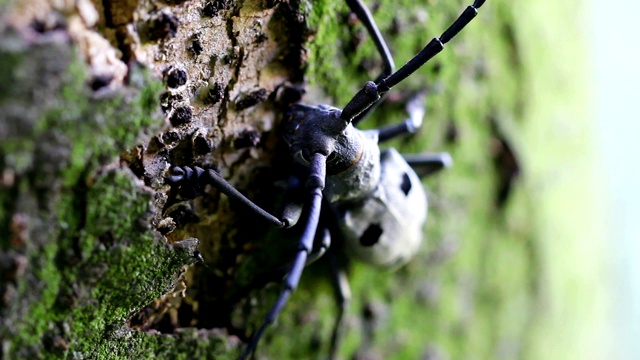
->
<box><xmin>1</xmin><ymin>0</ymin><xmax>549</xmax><ymax>359</ymax></box>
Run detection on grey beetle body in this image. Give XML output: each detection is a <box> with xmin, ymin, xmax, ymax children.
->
<box><xmin>284</xmin><ymin>103</ymin><xmax>428</xmax><ymax>268</ymax></box>
<box><xmin>337</xmin><ymin>147</ymin><xmax>428</xmax><ymax>268</ymax></box>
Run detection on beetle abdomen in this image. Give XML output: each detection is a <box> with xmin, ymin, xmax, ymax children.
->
<box><xmin>339</xmin><ymin>148</ymin><xmax>428</xmax><ymax>268</ymax></box>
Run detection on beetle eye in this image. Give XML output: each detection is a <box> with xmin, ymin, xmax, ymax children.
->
<box><xmin>301</xmin><ymin>150</ymin><xmax>311</xmax><ymax>162</ymax></box>
<box><xmin>294</xmin><ymin>150</ymin><xmax>311</xmax><ymax>165</ymax></box>
<box><xmin>327</xmin><ymin>152</ymin><xmax>337</xmax><ymax>163</ymax></box>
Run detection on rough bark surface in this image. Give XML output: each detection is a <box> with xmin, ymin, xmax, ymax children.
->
<box><xmin>1</xmin><ymin>0</ymin><xmax>540</xmax><ymax>359</ymax></box>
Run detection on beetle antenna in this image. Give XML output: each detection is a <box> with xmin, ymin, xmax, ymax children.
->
<box><xmin>379</xmin><ymin>0</ymin><xmax>485</xmax><ymax>92</ymax></box>
<box><xmin>346</xmin><ymin>0</ymin><xmax>394</xmax><ymax>82</ymax></box>
<box><xmin>341</xmin><ymin>0</ymin><xmax>485</xmax><ymax>121</ymax></box>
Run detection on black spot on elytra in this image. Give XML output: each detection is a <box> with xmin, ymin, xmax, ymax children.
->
<box><xmin>359</xmin><ymin>223</ymin><xmax>383</xmax><ymax>247</ymax></box>
<box><xmin>400</xmin><ymin>172</ymin><xmax>412</xmax><ymax>196</ymax></box>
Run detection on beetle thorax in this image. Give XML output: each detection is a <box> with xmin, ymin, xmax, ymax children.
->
<box><xmin>283</xmin><ymin>103</ymin><xmax>380</xmax><ymax>203</ymax></box>
<box><xmin>323</xmin><ymin>129</ymin><xmax>380</xmax><ymax>203</ymax></box>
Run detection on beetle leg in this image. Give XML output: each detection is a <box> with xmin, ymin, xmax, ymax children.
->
<box><xmin>239</xmin><ymin>153</ymin><xmax>327</xmax><ymax>360</ymax></box>
<box><xmin>376</xmin><ymin>91</ymin><xmax>427</xmax><ymax>142</ymax></box>
<box><xmin>280</xmin><ymin>173</ymin><xmax>306</xmax><ymax>228</ymax></box>
<box><xmin>403</xmin><ymin>152</ymin><xmax>453</xmax><ymax>178</ymax></box>
<box><xmin>328</xmin><ymin>253</ymin><xmax>352</xmax><ymax>360</ymax></box>
<box><xmin>167</xmin><ymin>165</ymin><xmax>289</xmax><ymax>228</ymax></box>
<box><xmin>203</xmin><ymin>168</ymin><xmax>290</xmax><ymax>228</ymax></box>
<box><xmin>306</xmin><ymin>226</ymin><xmax>331</xmax><ymax>266</ymax></box>
<box><xmin>345</xmin><ymin>0</ymin><xmax>394</xmax><ymax>82</ymax></box>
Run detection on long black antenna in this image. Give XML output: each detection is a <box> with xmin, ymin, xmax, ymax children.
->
<box><xmin>341</xmin><ymin>0</ymin><xmax>486</xmax><ymax>122</ymax></box>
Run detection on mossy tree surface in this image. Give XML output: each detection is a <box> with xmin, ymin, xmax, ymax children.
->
<box><xmin>1</xmin><ymin>0</ymin><xmax>593</xmax><ymax>359</ymax></box>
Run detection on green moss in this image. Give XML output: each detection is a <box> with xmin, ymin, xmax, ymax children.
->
<box><xmin>8</xmin><ymin>242</ymin><xmax>62</xmax><ymax>355</ymax></box>
<box><xmin>61</xmin><ymin>170</ymin><xmax>196</xmax><ymax>356</ymax></box>
<box><xmin>305</xmin><ymin>0</ymin><xmax>351</xmax><ymax>101</ymax></box>
<box><xmin>89</xmin><ymin>327</ymin><xmax>236</xmax><ymax>360</ymax></box>
<box><xmin>0</xmin><ymin>32</ymin><xmax>203</xmax><ymax>358</ymax></box>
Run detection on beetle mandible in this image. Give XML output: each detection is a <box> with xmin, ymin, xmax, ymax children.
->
<box><xmin>167</xmin><ymin>0</ymin><xmax>485</xmax><ymax>358</ymax></box>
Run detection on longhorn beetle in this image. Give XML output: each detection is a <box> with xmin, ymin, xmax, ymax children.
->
<box><xmin>167</xmin><ymin>0</ymin><xmax>485</xmax><ymax>358</ymax></box>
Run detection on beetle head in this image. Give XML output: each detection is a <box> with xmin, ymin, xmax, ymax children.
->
<box><xmin>283</xmin><ymin>104</ymin><xmax>362</xmax><ymax>174</ymax></box>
